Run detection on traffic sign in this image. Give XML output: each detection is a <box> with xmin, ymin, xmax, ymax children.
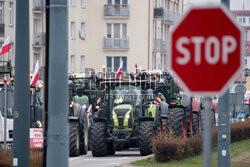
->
<box><xmin>169</xmin><ymin>6</ymin><xmax>243</xmax><ymax>95</ymax></box>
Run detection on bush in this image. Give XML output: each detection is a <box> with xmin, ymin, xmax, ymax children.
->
<box><xmin>153</xmin><ymin>120</ymin><xmax>250</xmax><ymax>163</ymax></box>
<box><xmin>0</xmin><ymin>148</ymin><xmax>43</xmax><ymax>167</ymax></box>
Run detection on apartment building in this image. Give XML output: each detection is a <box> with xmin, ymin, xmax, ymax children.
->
<box><xmin>29</xmin><ymin>0</ymin><xmax>46</xmax><ymax>79</ymax></box>
<box><xmin>0</xmin><ymin>0</ymin><xmax>15</xmax><ymax>80</ymax></box>
<box><xmin>87</xmin><ymin>0</ymin><xmax>183</xmax><ymax>73</ymax></box>
<box><xmin>28</xmin><ymin>0</ymin><xmax>183</xmax><ymax>75</ymax></box>
<box><xmin>231</xmin><ymin>11</ymin><xmax>250</xmax><ymax>90</ymax></box>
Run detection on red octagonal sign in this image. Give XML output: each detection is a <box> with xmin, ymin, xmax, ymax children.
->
<box><xmin>170</xmin><ymin>6</ymin><xmax>243</xmax><ymax>95</ymax></box>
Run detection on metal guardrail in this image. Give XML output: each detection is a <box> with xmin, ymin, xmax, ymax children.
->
<box><xmin>33</xmin><ymin>33</ymin><xmax>45</xmax><ymax>46</ymax></box>
<box><xmin>104</xmin><ymin>37</ymin><xmax>129</xmax><ymax>50</ymax></box>
<box><xmin>104</xmin><ymin>4</ymin><xmax>129</xmax><ymax>18</ymax></box>
<box><xmin>163</xmin><ymin>10</ymin><xmax>180</xmax><ymax>24</ymax></box>
<box><xmin>33</xmin><ymin>0</ymin><xmax>43</xmax><ymax>12</ymax></box>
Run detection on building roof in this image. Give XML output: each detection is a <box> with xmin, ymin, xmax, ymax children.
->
<box><xmin>231</xmin><ymin>10</ymin><xmax>250</xmax><ymax>16</ymax></box>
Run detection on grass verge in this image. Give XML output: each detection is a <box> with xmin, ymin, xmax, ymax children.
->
<box><xmin>131</xmin><ymin>138</ymin><xmax>250</xmax><ymax>167</ymax></box>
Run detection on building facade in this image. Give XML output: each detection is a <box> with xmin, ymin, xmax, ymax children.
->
<box><xmin>86</xmin><ymin>0</ymin><xmax>183</xmax><ymax>73</ymax></box>
<box><xmin>0</xmin><ymin>0</ymin><xmax>15</xmax><ymax>80</ymax></box>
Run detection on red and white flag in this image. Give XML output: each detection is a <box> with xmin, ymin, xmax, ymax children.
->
<box><xmin>30</xmin><ymin>61</ymin><xmax>39</xmax><ymax>86</ymax></box>
<box><xmin>3</xmin><ymin>76</ymin><xmax>7</xmax><ymax>84</ymax></box>
<box><xmin>0</xmin><ymin>36</ymin><xmax>10</xmax><ymax>55</ymax></box>
<box><xmin>97</xmin><ymin>97</ymin><xmax>101</xmax><ymax>105</ymax></box>
<box><xmin>87</xmin><ymin>104</ymin><xmax>92</xmax><ymax>113</ymax></box>
<box><xmin>154</xmin><ymin>96</ymin><xmax>161</xmax><ymax>104</ymax></box>
<box><xmin>115</xmin><ymin>61</ymin><xmax>123</xmax><ymax>80</ymax></box>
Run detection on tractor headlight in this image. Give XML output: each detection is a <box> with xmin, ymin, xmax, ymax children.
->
<box><xmin>125</xmin><ymin>114</ymin><xmax>130</xmax><ymax>119</ymax></box>
<box><xmin>69</xmin><ymin>101</ymin><xmax>74</xmax><ymax>108</ymax></box>
<box><xmin>95</xmin><ymin>106</ymin><xmax>99</xmax><ymax>109</ymax></box>
<box><xmin>241</xmin><ymin>118</ymin><xmax>245</xmax><ymax>122</ymax></box>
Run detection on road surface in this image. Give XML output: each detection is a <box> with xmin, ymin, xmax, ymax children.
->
<box><xmin>69</xmin><ymin>149</ymin><xmax>147</xmax><ymax>167</ymax></box>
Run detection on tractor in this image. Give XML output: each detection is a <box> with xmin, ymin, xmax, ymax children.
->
<box><xmin>90</xmin><ymin>75</ymin><xmax>169</xmax><ymax>157</ymax></box>
<box><xmin>68</xmin><ymin>73</ymin><xmax>101</xmax><ymax>156</ymax></box>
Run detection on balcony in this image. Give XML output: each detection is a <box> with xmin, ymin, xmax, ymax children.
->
<box><xmin>33</xmin><ymin>0</ymin><xmax>43</xmax><ymax>13</ymax></box>
<box><xmin>163</xmin><ymin>10</ymin><xmax>180</xmax><ymax>25</ymax></box>
<box><xmin>153</xmin><ymin>38</ymin><xmax>162</xmax><ymax>53</ymax></box>
<box><xmin>0</xmin><ymin>24</ymin><xmax>4</xmax><ymax>37</ymax></box>
<box><xmin>33</xmin><ymin>33</ymin><xmax>45</xmax><ymax>47</ymax></box>
<box><xmin>154</xmin><ymin>8</ymin><xmax>164</xmax><ymax>19</ymax></box>
<box><xmin>104</xmin><ymin>37</ymin><xmax>129</xmax><ymax>50</ymax></box>
<box><xmin>153</xmin><ymin>39</ymin><xmax>168</xmax><ymax>54</ymax></box>
<box><xmin>104</xmin><ymin>4</ymin><xmax>129</xmax><ymax>18</ymax></box>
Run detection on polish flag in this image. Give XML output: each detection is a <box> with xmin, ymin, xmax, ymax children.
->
<box><xmin>0</xmin><ymin>36</ymin><xmax>10</xmax><ymax>55</ymax></box>
<box><xmin>115</xmin><ymin>61</ymin><xmax>123</xmax><ymax>80</ymax></box>
<box><xmin>97</xmin><ymin>97</ymin><xmax>101</xmax><ymax>105</ymax></box>
<box><xmin>154</xmin><ymin>96</ymin><xmax>161</xmax><ymax>104</ymax></box>
<box><xmin>87</xmin><ymin>104</ymin><xmax>92</xmax><ymax>113</ymax></box>
<box><xmin>3</xmin><ymin>76</ymin><xmax>7</xmax><ymax>84</ymax></box>
<box><xmin>30</xmin><ymin>61</ymin><xmax>39</xmax><ymax>86</ymax></box>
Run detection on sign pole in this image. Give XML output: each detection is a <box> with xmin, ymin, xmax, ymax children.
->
<box><xmin>218</xmin><ymin>1</ymin><xmax>231</xmax><ymax>167</ymax></box>
<box><xmin>202</xmin><ymin>97</ymin><xmax>212</xmax><ymax>167</ymax></box>
<box><xmin>3</xmin><ymin>79</ymin><xmax>7</xmax><ymax>149</ymax></box>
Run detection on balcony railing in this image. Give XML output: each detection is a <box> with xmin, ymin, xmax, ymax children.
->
<box><xmin>33</xmin><ymin>0</ymin><xmax>43</xmax><ymax>13</ymax></box>
<box><xmin>153</xmin><ymin>38</ymin><xmax>162</xmax><ymax>53</ymax></box>
<box><xmin>104</xmin><ymin>37</ymin><xmax>129</xmax><ymax>50</ymax></box>
<box><xmin>33</xmin><ymin>33</ymin><xmax>45</xmax><ymax>47</ymax></box>
<box><xmin>153</xmin><ymin>39</ymin><xmax>168</xmax><ymax>54</ymax></box>
<box><xmin>0</xmin><ymin>24</ymin><xmax>4</xmax><ymax>37</ymax></box>
<box><xmin>163</xmin><ymin>10</ymin><xmax>180</xmax><ymax>24</ymax></box>
<box><xmin>104</xmin><ymin>4</ymin><xmax>129</xmax><ymax>18</ymax></box>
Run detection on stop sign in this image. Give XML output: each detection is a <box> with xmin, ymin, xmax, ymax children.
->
<box><xmin>170</xmin><ymin>6</ymin><xmax>243</xmax><ymax>95</ymax></box>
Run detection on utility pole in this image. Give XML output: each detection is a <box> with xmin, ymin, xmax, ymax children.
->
<box><xmin>46</xmin><ymin>0</ymin><xmax>69</xmax><ymax>166</ymax></box>
<box><xmin>12</xmin><ymin>0</ymin><xmax>30</xmax><ymax>166</ymax></box>
<box><xmin>218</xmin><ymin>1</ymin><xmax>231</xmax><ymax>167</ymax></box>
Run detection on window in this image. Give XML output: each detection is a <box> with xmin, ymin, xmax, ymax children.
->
<box><xmin>8</xmin><ymin>43</ymin><xmax>13</xmax><ymax>61</ymax></box>
<box><xmin>80</xmin><ymin>22</ymin><xmax>86</xmax><ymax>40</ymax></box>
<box><xmin>106</xmin><ymin>23</ymin><xmax>127</xmax><ymax>38</ymax></box>
<box><xmin>0</xmin><ymin>2</ymin><xmax>4</xmax><ymax>24</ymax></box>
<box><xmin>81</xmin><ymin>0</ymin><xmax>86</xmax><ymax>8</ymax></box>
<box><xmin>71</xmin><ymin>22</ymin><xmax>75</xmax><ymax>40</ymax></box>
<box><xmin>107</xmin><ymin>0</ymin><xmax>128</xmax><ymax>5</ymax></box>
<box><xmin>34</xmin><ymin>19</ymin><xmax>41</xmax><ymax>35</ymax></box>
<box><xmin>243</xmin><ymin>18</ymin><xmax>246</xmax><ymax>23</ymax></box>
<box><xmin>106</xmin><ymin>56</ymin><xmax>127</xmax><ymax>72</ymax></box>
<box><xmin>9</xmin><ymin>2</ymin><xmax>13</xmax><ymax>26</ymax></box>
<box><xmin>71</xmin><ymin>0</ymin><xmax>76</xmax><ymax>6</ymax></box>
<box><xmin>239</xmin><ymin>18</ymin><xmax>242</xmax><ymax>23</ymax></box>
<box><xmin>70</xmin><ymin>55</ymin><xmax>76</xmax><ymax>73</ymax></box>
<box><xmin>33</xmin><ymin>53</ymin><xmax>41</xmax><ymax>71</ymax></box>
<box><xmin>81</xmin><ymin>56</ymin><xmax>85</xmax><ymax>72</ymax></box>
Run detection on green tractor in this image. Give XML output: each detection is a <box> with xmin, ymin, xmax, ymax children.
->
<box><xmin>68</xmin><ymin>73</ymin><xmax>98</xmax><ymax>156</ymax></box>
<box><xmin>90</xmin><ymin>77</ymin><xmax>169</xmax><ymax>157</ymax></box>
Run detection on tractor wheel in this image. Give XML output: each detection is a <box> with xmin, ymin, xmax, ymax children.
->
<box><xmin>139</xmin><ymin>121</ymin><xmax>154</xmax><ymax>156</ymax></box>
<box><xmin>160</xmin><ymin>117</ymin><xmax>168</xmax><ymax>136</ymax></box>
<box><xmin>192</xmin><ymin>112</ymin><xmax>199</xmax><ymax>135</ymax></box>
<box><xmin>169</xmin><ymin>108</ymin><xmax>185</xmax><ymax>137</ymax></box>
<box><xmin>107</xmin><ymin>142</ymin><xmax>115</xmax><ymax>155</ymax></box>
<box><xmin>69</xmin><ymin>122</ymin><xmax>80</xmax><ymax>157</ymax></box>
<box><xmin>211</xmin><ymin>109</ymin><xmax>216</xmax><ymax>126</ymax></box>
<box><xmin>200</xmin><ymin>110</ymin><xmax>205</xmax><ymax>132</ymax></box>
<box><xmin>80</xmin><ymin>114</ymin><xmax>89</xmax><ymax>154</ymax></box>
<box><xmin>90</xmin><ymin>122</ymin><xmax>107</xmax><ymax>157</ymax></box>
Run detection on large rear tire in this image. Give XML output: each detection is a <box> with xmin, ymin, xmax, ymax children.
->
<box><xmin>192</xmin><ymin>112</ymin><xmax>199</xmax><ymax>135</ymax></box>
<box><xmin>139</xmin><ymin>121</ymin><xmax>154</xmax><ymax>156</ymax></box>
<box><xmin>80</xmin><ymin>114</ymin><xmax>89</xmax><ymax>154</ymax></box>
<box><xmin>169</xmin><ymin>107</ymin><xmax>184</xmax><ymax>137</ymax></box>
<box><xmin>200</xmin><ymin>110</ymin><xmax>205</xmax><ymax>132</ymax></box>
<box><xmin>90</xmin><ymin>122</ymin><xmax>107</xmax><ymax>157</ymax></box>
<box><xmin>69</xmin><ymin>122</ymin><xmax>80</xmax><ymax>157</ymax></box>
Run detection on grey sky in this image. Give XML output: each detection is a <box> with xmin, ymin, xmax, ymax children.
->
<box><xmin>184</xmin><ymin>0</ymin><xmax>250</xmax><ymax>10</ymax></box>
